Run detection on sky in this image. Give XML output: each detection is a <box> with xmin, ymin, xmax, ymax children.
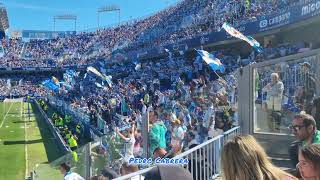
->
<box><xmin>2</xmin><ymin>0</ymin><xmax>180</xmax><ymax>32</ymax></box>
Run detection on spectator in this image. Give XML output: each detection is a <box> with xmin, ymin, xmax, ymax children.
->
<box><xmin>299</xmin><ymin>62</ymin><xmax>316</xmax><ymax>114</ymax></box>
<box><xmin>59</xmin><ymin>163</ymin><xmax>85</xmax><ymax>180</ymax></box>
<box><xmin>149</xmin><ymin>112</ymin><xmax>167</xmax><ymax>156</ymax></box>
<box><xmin>262</xmin><ymin>73</ymin><xmax>284</xmax><ymax>131</ymax></box>
<box><xmin>298</xmin><ymin>144</ymin><xmax>320</xmax><ymax>180</ymax></box>
<box><xmin>313</xmin><ymin>96</ymin><xmax>320</xmax><ymax>130</ymax></box>
<box><xmin>221</xmin><ymin>135</ymin><xmax>297</xmax><ymax>180</ymax></box>
<box><xmin>289</xmin><ymin>113</ymin><xmax>320</xmax><ymax>168</ymax></box>
<box><xmin>170</xmin><ymin>119</ymin><xmax>185</xmax><ymax>155</ymax></box>
<box><xmin>115</xmin><ymin>124</ymin><xmax>136</xmax><ymax>175</ymax></box>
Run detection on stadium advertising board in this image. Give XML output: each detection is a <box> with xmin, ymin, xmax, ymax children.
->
<box><xmin>132</xmin><ymin>0</ymin><xmax>320</xmax><ymax>58</ymax></box>
<box><xmin>10</xmin><ymin>30</ymin><xmax>22</xmax><ymax>38</ymax></box>
<box><xmin>22</xmin><ymin>30</ymin><xmax>76</xmax><ymax>39</ymax></box>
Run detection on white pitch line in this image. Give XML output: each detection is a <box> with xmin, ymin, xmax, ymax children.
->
<box><xmin>0</xmin><ymin>103</ymin><xmax>13</xmax><ymax>128</ymax></box>
<box><xmin>24</xmin><ymin>102</ymin><xmax>29</xmax><ymax>178</ymax></box>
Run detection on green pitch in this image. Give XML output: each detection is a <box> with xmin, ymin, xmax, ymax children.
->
<box><xmin>0</xmin><ymin>101</ymin><xmax>64</xmax><ymax>180</ymax></box>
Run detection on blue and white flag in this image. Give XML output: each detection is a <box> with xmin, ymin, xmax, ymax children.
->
<box><xmin>196</xmin><ymin>49</ymin><xmax>225</xmax><ymax>73</ymax></box>
<box><xmin>222</xmin><ymin>23</ymin><xmax>263</xmax><ymax>53</ymax></box>
<box><xmin>95</xmin><ymin>82</ymin><xmax>103</xmax><ymax>88</ymax></box>
<box><xmin>59</xmin><ymin>82</ymin><xmax>72</xmax><ymax>90</ymax></box>
<box><xmin>133</xmin><ymin>60</ymin><xmax>141</xmax><ymax>71</ymax></box>
<box><xmin>42</xmin><ymin>79</ymin><xmax>59</xmax><ymax>92</ymax></box>
<box><xmin>165</xmin><ymin>48</ymin><xmax>173</xmax><ymax>59</ymax></box>
<box><xmin>66</xmin><ymin>69</ymin><xmax>78</xmax><ymax>77</ymax></box>
<box><xmin>104</xmin><ymin>75</ymin><xmax>113</xmax><ymax>88</ymax></box>
<box><xmin>7</xmin><ymin>79</ymin><xmax>11</xmax><ymax>89</ymax></box>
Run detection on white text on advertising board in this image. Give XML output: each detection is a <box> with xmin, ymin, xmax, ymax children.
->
<box><xmin>259</xmin><ymin>12</ymin><xmax>291</xmax><ymax>29</ymax></box>
<box><xmin>302</xmin><ymin>1</ymin><xmax>320</xmax><ymax>16</ymax></box>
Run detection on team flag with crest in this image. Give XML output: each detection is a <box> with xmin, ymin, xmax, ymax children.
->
<box><xmin>196</xmin><ymin>49</ymin><xmax>225</xmax><ymax>73</ymax></box>
<box><xmin>222</xmin><ymin>22</ymin><xmax>263</xmax><ymax>53</ymax></box>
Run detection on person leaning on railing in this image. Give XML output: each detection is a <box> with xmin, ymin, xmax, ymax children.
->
<box><xmin>221</xmin><ymin>135</ymin><xmax>297</xmax><ymax>180</ymax></box>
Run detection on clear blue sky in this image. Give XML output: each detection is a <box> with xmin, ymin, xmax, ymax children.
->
<box><xmin>3</xmin><ymin>0</ymin><xmax>180</xmax><ymax>32</ymax></box>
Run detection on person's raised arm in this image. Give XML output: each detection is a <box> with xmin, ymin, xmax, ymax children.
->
<box><xmin>115</xmin><ymin>127</ymin><xmax>130</xmax><ymax>141</ymax></box>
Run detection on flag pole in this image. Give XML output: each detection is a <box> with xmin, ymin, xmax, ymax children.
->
<box><xmin>212</xmin><ymin>70</ymin><xmax>232</xmax><ymax>89</ymax></box>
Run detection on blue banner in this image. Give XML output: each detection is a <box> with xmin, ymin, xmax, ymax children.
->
<box><xmin>22</xmin><ymin>30</ymin><xmax>76</xmax><ymax>39</ymax></box>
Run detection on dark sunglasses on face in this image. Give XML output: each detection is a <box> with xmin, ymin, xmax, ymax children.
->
<box><xmin>289</xmin><ymin>125</ymin><xmax>306</xmax><ymax>131</ymax></box>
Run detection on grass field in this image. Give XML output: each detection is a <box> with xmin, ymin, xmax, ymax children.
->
<box><xmin>0</xmin><ymin>101</ymin><xmax>64</xmax><ymax>180</ymax></box>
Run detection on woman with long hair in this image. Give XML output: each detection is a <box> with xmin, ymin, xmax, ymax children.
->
<box><xmin>221</xmin><ymin>135</ymin><xmax>297</xmax><ymax>180</ymax></box>
<box><xmin>298</xmin><ymin>144</ymin><xmax>320</xmax><ymax>180</ymax></box>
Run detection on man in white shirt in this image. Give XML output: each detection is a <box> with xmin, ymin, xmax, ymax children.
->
<box><xmin>59</xmin><ymin>163</ymin><xmax>85</xmax><ymax>180</ymax></box>
<box><xmin>115</xmin><ymin>124</ymin><xmax>136</xmax><ymax>175</ymax></box>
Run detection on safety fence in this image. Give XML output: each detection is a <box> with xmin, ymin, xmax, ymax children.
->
<box><xmin>46</xmin><ymin>95</ymin><xmax>103</xmax><ymax>138</ymax></box>
<box><xmin>34</xmin><ymin>100</ymin><xmax>70</xmax><ymax>153</ymax></box>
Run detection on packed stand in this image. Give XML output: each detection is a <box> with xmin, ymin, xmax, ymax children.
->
<box><xmin>46</xmin><ymin>53</ymin><xmax>238</xmax><ymax>166</ymax></box>
<box><xmin>0</xmin><ymin>77</ymin><xmax>46</xmax><ymax>98</ymax></box>
<box><xmin>0</xmin><ymin>0</ymin><xmax>310</xmax><ymax>68</ymax></box>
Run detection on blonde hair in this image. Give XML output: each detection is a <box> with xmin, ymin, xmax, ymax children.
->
<box><xmin>271</xmin><ymin>73</ymin><xmax>279</xmax><ymax>81</ymax></box>
<box><xmin>221</xmin><ymin>135</ymin><xmax>296</xmax><ymax>180</ymax></box>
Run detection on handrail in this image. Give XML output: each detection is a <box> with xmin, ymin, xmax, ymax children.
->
<box><xmin>112</xmin><ymin>167</ymin><xmax>154</xmax><ymax>180</ymax></box>
<box><xmin>174</xmin><ymin>135</ymin><xmax>223</xmax><ymax>159</ymax></box>
<box><xmin>174</xmin><ymin>126</ymin><xmax>241</xmax><ymax>159</ymax></box>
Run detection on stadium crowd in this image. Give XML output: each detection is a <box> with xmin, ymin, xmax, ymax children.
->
<box><xmin>0</xmin><ymin>78</ymin><xmax>46</xmax><ymax>98</ymax></box>
<box><xmin>0</xmin><ymin>0</ymin><xmax>313</xmax><ymax>69</ymax></box>
<box><xmin>49</xmin><ymin>54</ymin><xmax>238</xmax><ymax>159</ymax></box>
<box><xmin>0</xmin><ymin>0</ymin><xmax>319</xmax><ymax>179</ymax></box>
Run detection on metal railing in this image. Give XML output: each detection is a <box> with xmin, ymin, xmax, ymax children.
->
<box><xmin>34</xmin><ymin>100</ymin><xmax>70</xmax><ymax>153</ymax></box>
<box><xmin>113</xmin><ymin>126</ymin><xmax>241</xmax><ymax>180</ymax></box>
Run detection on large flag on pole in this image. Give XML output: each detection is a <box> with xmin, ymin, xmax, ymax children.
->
<box><xmin>87</xmin><ymin>66</ymin><xmax>104</xmax><ymax>79</ymax></box>
<box><xmin>87</xmin><ymin>66</ymin><xmax>112</xmax><ymax>87</ymax></box>
<box><xmin>222</xmin><ymin>22</ymin><xmax>263</xmax><ymax>53</ymax></box>
<box><xmin>196</xmin><ymin>49</ymin><xmax>225</xmax><ymax>73</ymax></box>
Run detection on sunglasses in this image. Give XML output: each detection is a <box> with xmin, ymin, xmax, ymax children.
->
<box><xmin>289</xmin><ymin>125</ymin><xmax>306</xmax><ymax>131</ymax></box>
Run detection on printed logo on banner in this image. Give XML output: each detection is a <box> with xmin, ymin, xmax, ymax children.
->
<box><xmin>259</xmin><ymin>20</ymin><xmax>268</xmax><ymax>28</ymax></box>
<box><xmin>259</xmin><ymin>12</ymin><xmax>291</xmax><ymax>31</ymax></box>
<box><xmin>301</xmin><ymin>1</ymin><xmax>320</xmax><ymax>16</ymax></box>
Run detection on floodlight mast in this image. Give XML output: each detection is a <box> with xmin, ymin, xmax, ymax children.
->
<box><xmin>97</xmin><ymin>5</ymin><xmax>120</xmax><ymax>28</ymax></box>
<box><xmin>53</xmin><ymin>15</ymin><xmax>78</xmax><ymax>32</ymax></box>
